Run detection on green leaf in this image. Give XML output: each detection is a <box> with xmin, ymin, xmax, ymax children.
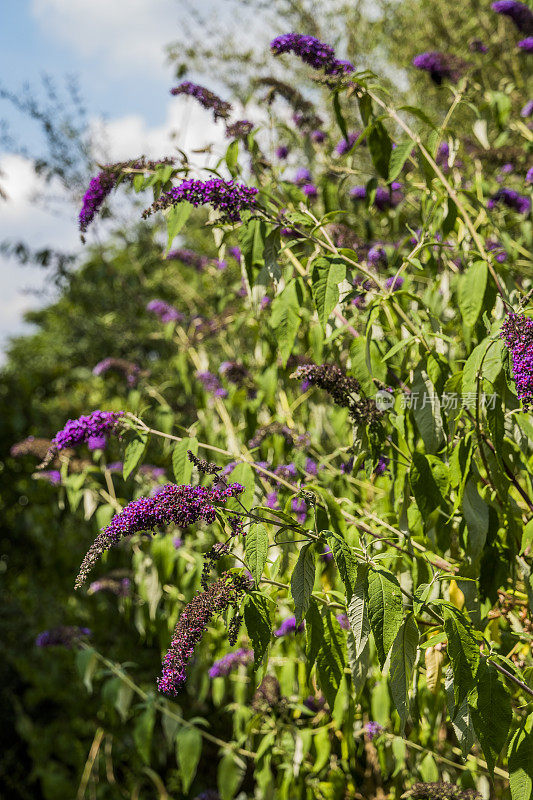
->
<box><xmin>398</xmin><ymin>106</ymin><xmax>437</xmax><ymax>129</ymax></box>
<box><xmin>368</xmin><ymin>121</ymin><xmax>392</xmax><ymax>180</ymax></box>
<box><xmin>411</xmin><ymin>364</ymin><xmax>444</xmax><ymax>454</ymax></box>
<box><xmin>291</xmin><ymin>543</ymin><xmax>316</xmax><ymax>624</ymax></box>
<box><xmin>311</xmin><ymin>257</ymin><xmax>346</xmax><ymax>331</ymax></box>
<box><xmin>244</xmin><ymin>592</ymin><xmax>271</xmax><ymax>667</ymax></box>
<box><xmin>347</xmin><ymin>632</ymin><xmax>370</xmax><ymax>699</ymax></box>
<box><xmin>462</xmin><ymin>338</ymin><xmax>503</xmax><ymax>399</ymax></box>
<box><xmin>316</xmin><ymin>611</ymin><xmax>345</xmax><ymax>708</ymax></box>
<box><xmin>225</xmin><ymin>140</ymin><xmax>239</xmax><ymax>176</ymax></box>
<box><xmin>443</xmin><ymin>605</ymin><xmax>480</xmax><ymax>711</ymax></box>
<box><xmin>388</xmin><ymin>140</ymin><xmax>413</xmax><ymax>183</ymax></box>
<box><xmin>123</xmin><ymin>430</ymin><xmax>149</xmax><ymax>480</ymax></box>
<box><xmin>165</xmin><ymin>201</ymin><xmax>193</xmax><ymax>254</ymax></box>
<box><xmin>333</xmin><ymin>92</ymin><xmax>348</xmax><ymax>140</ymax></box>
<box><xmin>508</xmin><ymin>713</ymin><xmax>533</xmax><ymax>800</ymax></box>
<box><xmin>172</xmin><ymin>437</ymin><xmax>198</xmax><ymax>484</ymax></box>
<box><xmin>239</xmin><ymin>219</ymin><xmax>266</xmax><ymax>285</ymax></box>
<box><xmin>76</xmin><ymin>647</ymin><xmax>97</xmax><ymax>693</ymax></box>
<box><xmin>227</xmin><ymin>462</ymin><xmax>255</xmax><ymax>510</ymax></box>
<box><xmin>389</xmin><ymin>614</ymin><xmax>419</xmax><ymax>732</ymax></box>
<box><xmin>471</xmin><ymin>658</ymin><xmax>511</xmax><ymax>776</ymax></box>
<box><xmin>245</xmin><ymin>523</ymin><xmax>269</xmax><ymax>585</ymax></box>
<box><xmin>218</xmin><ymin>752</ymin><xmax>245</xmax><ymax>800</ymax></box>
<box><xmin>270</xmin><ymin>279</ymin><xmax>302</xmax><ymax>367</ymax></box>
<box><xmin>445</xmin><ymin>666</ymin><xmax>475</xmax><ymax>758</ymax></box>
<box><xmin>176</xmin><ymin>726</ymin><xmax>202</xmax><ymax>792</ymax></box>
<box><xmin>409</xmin><ymin>452</ymin><xmax>445</xmax><ymax>517</ymax></box>
<box><xmin>442</xmin><ymin>198</ymin><xmax>458</xmax><ymax>238</ymax></box>
<box><xmin>458</xmin><ymin>261</ymin><xmax>488</xmax><ymax>328</ymax></box>
<box><xmin>462</xmin><ymin>477</ymin><xmax>489</xmax><ymax>563</ymax></box>
<box><xmin>263</xmin><ymin>229</ymin><xmax>281</xmax><ymax>281</ymax></box>
<box><xmin>323</xmin><ymin>529</ymin><xmax>358</xmax><ymax>601</ymax></box>
<box><xmin>347</xmin><ymin>564</ymin><xmax>370</xmax><ymax>658</ymax></box>
<box><xmin>133</xmin><ymin>704</ymin><xmax>156</xmax><ymax>765</ymax></box>
<box><xmin>367</xmin><ymin>567</ymin><xmax>404</xmax><ymax>667</ymax></box>
<box><xmin>305</xmin><ymin>598</ymin><xmax>324</xmax><ymax>680</ymax></box>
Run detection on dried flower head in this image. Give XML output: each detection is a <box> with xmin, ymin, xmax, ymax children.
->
<box><xmin>187</xmin><ymin>450</ymin><xmax>223</xmax><ymax>475</ymax></box>
<box><xmin>404</xmin><ymin>782</ymin><xmax>481</xmax><ymax>799</ymax></box>
<box><xmin>225</xmin><ymin>120</ymin><xmax>254</xmax><ymax>139</ymax></box>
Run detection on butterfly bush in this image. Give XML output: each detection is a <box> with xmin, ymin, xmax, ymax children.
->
<box><xmin>491</xmin><ymin>0</ymin><xmax>533</xmax><ymax>33</ymax></box>
<box><xmin>501</xmin><ymin>313</ymin><xmax>533</xmax><ymax>408</ymax></box>
<box><xmin>146</xmin><ymin>299</ymin><xmax>184</xmax><ymax>322</ymax></box>
<box><xmin>52</xmin><ymin>411</ymin><xmax>124</xmax><ymax>452</ymax></box>
<box><xmin>412</xmin><ymin>52</ymin><xmax>468</xmax><ymax>84</ymax></box>
<box><xmin>208</xmin><ymin>648</ymin><xmax>254</xmax><ymax>677</ymax></box>
<box><xmin>36</xmin><ymin>626</ymin><xmax>91</xmax><ymax>648</ymax></box>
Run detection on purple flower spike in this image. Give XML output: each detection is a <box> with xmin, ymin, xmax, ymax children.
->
<box><xmin>146</xmin><ymin>299</ymin><xmax>184</xmax><ymax>323</ymax></box>
<box><xmin>291</xmin><ymin>497</ymin><xmax>307</xmax><ymax>523</ymax></box>
<box><xmin>501</xmin><ymin>313</ymin><xmax>533</xmax><ymax>408</ymax></box>
<box><xmin>276</xmin><ymin>145</ymin><xmax>290</xmax><ymax>159</ymax></box>
<box><xmin>526</xmin><ymin>167</ymin><xmax>533</xmax><ymax>184</ymax></box>
<box><xmin>36</xmin><ymin>626</ymin><xmax>91</xmax><ymax>648</ymax></box>
<box><xmin>491</xmin><ymin>1</ymin><xmax>533</xmax><ymax>33</ymax></box>
<box><xmin>302</xmin><ymin>183</ymin><xmax>318</xmax><ymax>199</ymax></box>
<box><xmin>518</xmin><ymin>37</ymin><xmax>533</xmax><ymax>51</ymax></box>
<box><xmin>53</xmin><ymin>411</ymin><xmax>123</xmax><ymax>452</ymax></box>
<box><xmin>170</xmin><ymin>82</ymin><xmax>232</xmax><ymax>120</ymax></box>
<box><xmin>75</xmin><ymin>482</ymin><xmax>244</xmax><ymax>588</ymax></box>
<box><xmin>143</xmin><ymin>179</ymin><xmax>258</xmax><ymax>224</ymax></box>
<box><xmin>374</xmin><ymin>455</ymin><xmax>390</xmax><ymax>475</ymax></box>
<box><xmin>336</xmin><ymin>131</ymin><xmax>362</xmax><ymax>155</ymax></box>
<box><xmin>488</xmin><ymin>188</ymin><xmax>531</xmax><ymax>214</ymax></box>
<box><xmin>336</xmin><ymin>613</ymin><xmax>350</xmax><ymax>630</ymax></box>
<box><xmin>367</xmin><ymin>245</ymin><xmax>388</xmax><ymax>266</ymax></box>
<box><xmin>274</xmin><ymin>616</ymin><xmax>305</xmax><ymax>637</ymax></box>
<box><xmin>310</xmin><ymin>130</ymin><xmax>326</xmax><ymax>143</ymax></box>
<box><xmin>208</xmin><ymin>648</ymin><xmax>254</xmax><ymax>677</ymax></box>
<box><xmin>79</xmin><ymin>172</ymin><xmax>116</xmax><ymax>233</ymax></box>
<box><xmin>196</xmin><ymin>371</ymin><xmax>228</xmax><ymax>398</ymax></box>
<box><xmin>412</xmin><ymin>52</ymin><xmax>468</xmax><ymax>84</ymax></box>
<box><xmin>521</xmin><ymin>100</ymin><xmax>533</xmax><ymax>117</ymax></box>
<box><xmin>385</xmin><ymin>276</ymin><xmax>404</xmax><ymax>291</ymax></box>
<box><xmin>270</xmin><ymin>33</ymin><xmax>354</xmax><ymax>75</ymax></box>
<box><xmin>365</xmin><ymin>721</ymin><xmax>383</xmax><ymax>740</ymax></box>
<box><xmin>158</xmin><ymin>573</ymin><xmax>249</xmax><ymax>695</ymax></box>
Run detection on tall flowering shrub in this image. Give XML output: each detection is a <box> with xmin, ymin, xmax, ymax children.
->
<box><xmin>19</xmin><ymin>13</ymin><xmax>533</xmax><ymax>800</ymax></box>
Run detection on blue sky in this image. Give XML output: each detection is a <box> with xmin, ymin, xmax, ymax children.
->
<box><xmin>0</xmin><ymin>0</ymin><xmax>225</xmax><ymax>356</ymax></box>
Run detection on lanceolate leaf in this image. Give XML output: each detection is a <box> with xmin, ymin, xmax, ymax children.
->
<box><xmin>244</xmin><ymin>592</ymin><xmax>271</xmax><ymax>667</ymax></box>
<box><xmin>367</xmin><ymin>567</ymin><xmax>403</xmax><ymax>667</ymax></box>
<box><xmin>290</xmin><ymin>543</ymin><xmax>316</xmax><ymax>624</ymax></box>
<box><xmin>508</xmin><ymin>713</ymin><xmax>533</xmax><ymax>800</ymax></box>
<box><xmin>458</xmin><ymin>261</ymin><xmax>488</xmax><ymax>328</ymax></box>
<box><xmin>388</xmin><ymin>140</ymin><xmax>412</xmax><ymax>183</ymax></box>
<box><xmin>245</xmin><ymin>524</ymin><xmax>269</xmax><ymax>585</ymax></box>
<box><xmin>347</xmin><ymin>632</ymin><xmax>370</xmax><ymax>699</ymax></box>
<box><xmin>305</xmin><ymin>598</ymin><xmax>324</xmax><ymax>680</ymax></box>
<box><xmin>368</xmin><ymin>121</ymin><xmax>393</xmax><ymax>179</ymax></box>
<box><xmin>165</xmin><ymin>201</ymin><xmax>193</xmax><ymax>254</ymax></box>
<box><xmin>445</xmin><ymin>666</ymin><xmax>475</xmax><ymax>758</ymax></box>
<box><xmin>347</xmin><ymin>563</ymin><xmax>370</xmax><ymax>657</ymax></box>
<box><xmin>462</xmin><ymin>477</ymin><xmax>489</xmax><ymax>564</ymax></box>
<box><xmin>311</xmin><ymin>257</ymin><xmax>346</xmax><ymax>331</ymax></box>
<box><xmin>323</xmin><ymin>530</ymin><xmax>358</xmax><ymax>600</ymax></box>
<box><xmin>411</xmin><ymin>364</ymin><xmax>444</xmax><ymax>454</ymax></box>
<box><xmin>123</xmin><ymin>430</ymin><xmax>149</xmax><ymax>480</ymax></box>
<box><xmin>389</xmin><ymin>614</ymin><xmax>419</xmax><ymax>732</ymax></box>
<box><xmin>270</xmin><ymin>279</ymin><xmax>302</xmax><ymax>367</ymax></box>
<box><xmin>471</xmin><ymin>658</ymin><xmax>511</xmax><ymax>776</ymax></box>
<box><xmin>443</xmin><ymin>605</ymin><xmax>480</xmax><ymax>711</ymax></box>
<box><xmin>172</xmin><ymin>436</ymin><xmax>198</xmax><ymax>484</ymax></box>
<box><xmin>316</xmin><ymin>611</ymin><xmax>345</xmax><ymax>709</ymax></box>
<box><xmin>409</xmin><ymin>452</ymin><xmax>445</xmax><ymax>517</ymax></box>
<box><xmin>176</xmin><ymin>726</ymin><xmax>202</xmax><ymax>792</ymax></box>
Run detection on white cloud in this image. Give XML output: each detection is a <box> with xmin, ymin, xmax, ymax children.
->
<box><xmin>30</xmin><ymin>0</ymin><xmax>180</xmax><ymax>76</ymax></box>
<box><xmin>91</xmin><ymin>98</ymin><xmax>227</xmax><ymax>163</ymax></box>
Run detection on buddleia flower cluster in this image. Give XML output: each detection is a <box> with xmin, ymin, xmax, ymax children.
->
<box><xmin>146</xmin><ymin>299</ymin><xmax>184</xmax><ymax>323</ymax></box>
<box><xmin>487</xmin><ymin>187</ymin><xmax>531</xmax><ymax>214</ymax></box>
<box><xmin>157</xmin><ymin>572</ymin><xmax>249</xmax><ymax>695</ymax></box>
<box><xmin>143</xmin><ymin>178</ymin><xmax>259</xmax><ymax>224</ymax></box>
<box><xmin>35</xmin><ymin>626</ymin><xmax>91</xmax><ymax>648</ymax></box>
<box><xmin>79</xmin><ymin>157</ymin><xmax>175</xmax><ymax>235</ymax></box>
<box><xmin>39</xmin><ymin>410</ymin><xmax>124</xmax><ymax>467</ymax></box>
<box><xmin>412</xmin><ymin>52</ymin><xmax>469</xmax><ymax>84</ymax></box>
<box><xmin>208</xmin><ymin>648</ymin><xmax>254</xmax><ymax>677</ymax></box>
<box><xmin>292</xmin><ymin>363</ymin><xmax>384</xmax><ymax>427</ymax></box>
<box><xmin>501</xmin><ymin>312</ymin><xmax>533</xmax><ymax>408</ymax></box>
<box><xmin>491</xmin><ymin>0</ymin><xmax>533</xmax><ymax>34</ymax></box>
<box><xmin>92</xmin><ymin>358</ymin><xmax>142</xmax><ymax>387</ymax></box>
<box><xmin>270</xmin><ymin>33</ymin><xmax>354</xmax><ymax>76</ymax></box>
<box><xmin>75</xmin><ymin>481</ymin><xmax>244</xmax><ymax>588</ymax></box>
<box><xmin>170</xmin><ymin>81</ymin><xmax>232</xmax><ymax>120</ymax></box>
<box><xmin>225</xmin><ymin>120</ymin><xmax>254</xmax><ymax>139</ymax></box>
